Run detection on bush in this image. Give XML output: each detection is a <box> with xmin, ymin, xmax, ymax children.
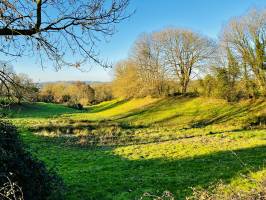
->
<box><xmin>66</xmin><ymin>102</ymin><xmax>83</xmax><ymax>110</ymax></box>
<box><xmin>0</xmin><ymin>98</ymin><xmax>12</xmax><ymax>107</ymax></box>
<box><xmin>0</xmin><ymin>121</ymin><xmax>64</xmax><ymax>200</ymax></box>
<box><xmin>245</xmin><ymin>115</ymin><xmax>266</xmax><ymax>129</ymax></box>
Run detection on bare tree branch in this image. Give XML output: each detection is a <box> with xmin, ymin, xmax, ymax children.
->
<box><xmin>0</xmin><ymin>0</ymin><xmax>132</xmax><ymax>69</ymax></box>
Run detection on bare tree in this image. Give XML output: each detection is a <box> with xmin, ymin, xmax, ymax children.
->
<box><xmin>159</xmin><ymin>29</ymin><xmax>215</xmax><ymax>93</ymax></box>
<box><xmin>117</xmin><ymin>29</ymin><xmax>214</xmax><ymax>97</ymax></box>
<box><xmin>0</xmin><ymin>62</ymin><xmax>38</xmax><ymax>105</ymax></box>
<box><xmin>222</xmin><ymin>8</ymin><xmax>266</xmax><ymax>95</ymax></box>
<box><xmin>132</xmin><ymin>33</ymin><xmax>169</xmax><ymax>96</ymax></box>
<box><xmin>0</xmin><ymin>61</ymin><xmax>18</xmax><ymax>103</ymax></box>
<box><xmin>12</xmin><ymin>73</ymin><xmax>38</xmax><ymax>104</ymax></box>
<box><xmin>0</xmin><ymin>0</ymin><xmax>131</xmax><ymax>69</ymax></box>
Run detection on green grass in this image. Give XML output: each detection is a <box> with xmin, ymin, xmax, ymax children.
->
<box><xmin>3</xmin><ymin>97</ymin><xmax>266</xmax><ymax>199</ymax></box>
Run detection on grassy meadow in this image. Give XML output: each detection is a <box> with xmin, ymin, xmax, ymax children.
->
<box><xmin>2</xmin><ymin>96</ymin><xmax>266</xmax><ymax>199</ymax></box>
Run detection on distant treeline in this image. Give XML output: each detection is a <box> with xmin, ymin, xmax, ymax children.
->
<box><xmin>39</xmin><ymin>82</ymin><xmax>113</xmax><ymax>106</ymax></box>
<box><xmin>0</xmin><ymin>65</ymin><xmax>112</xmax><ymax>107</ymax></box>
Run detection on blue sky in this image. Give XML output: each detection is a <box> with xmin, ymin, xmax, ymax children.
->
<box><xmin>8</xmin><ymin>0</ymin><xmax>266</xmax><ymax>82</ymax></box>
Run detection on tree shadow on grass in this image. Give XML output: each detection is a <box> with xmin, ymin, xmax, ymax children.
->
<box><xmin>113</xmin><ymin>98</ymin><xmax>264</xmax><ymax>130</ymax></box>
<box><xmin>24</xmin><ymin>133</ymin><xmax>266</xmax><ymax>200</ymax></box>
<box><xmin>113</xmin><ymin>97</ymin><xmax>192</xmax><ymax>123</ymax></box>
<box><xmin>189</xmin><ymin>101</ymin><xmax>265</xmax><ymax>128</ymax></box>
<box><xmin>141</xmin><ymin>99</ymin><xmax>265</xmax><ymax>129</ymax></box>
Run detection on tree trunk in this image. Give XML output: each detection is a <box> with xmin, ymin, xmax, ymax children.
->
<box><xmin>181</xmin><ymin>78</ymin><xmax>189</xmax><ymax>94</ymax></box>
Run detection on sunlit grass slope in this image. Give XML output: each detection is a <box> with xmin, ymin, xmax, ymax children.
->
<box><xmin>65</xmin><ymin>96</ymin><xmax>159</xmax><ymax>121</ymax></box>
<box><xmin>3</xmin><ymin>96</ymin><xmax>266</xmax><ymax>200</ymax></box>
<box><xmin>119</xmin><ymin>97</ymin><xmax>266</xmax><ymax>128</ymax></box>
<box><xmin>64</xmin><ymin>97</ymin><xmax>265</xmax><ymax>133</ymax></box>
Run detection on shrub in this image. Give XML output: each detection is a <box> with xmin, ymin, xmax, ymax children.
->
<box><xmin>0</xmin><ymin>98</ymin><xmax>12</xmax><ymax>107</ymax></box>
<box><xmin>66</xmin><ymin>102</ymin><xmax>83</xmax><ymax>110</ymax></box>
<box><xmin>245</xmin><ymin>115</ymin><xmax>266</xmax><ymax>129</ymax></box>
<box><xmin>0</xmin><ymin>121</ymin><xmax>64</xmax><ymax>200</ymax></box>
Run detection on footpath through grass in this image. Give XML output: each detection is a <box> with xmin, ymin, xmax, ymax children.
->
<box><xmin>3</xmin><ymin>97</ymin><xmax>266</xmax><ymax>199</ymax></box>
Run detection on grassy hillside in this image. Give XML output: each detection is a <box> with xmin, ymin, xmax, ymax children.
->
<box><xmin>67</xmin><ymin>96</ymin><xmax>159</xmax><ymax>121</ymax></box>
<box><xmin>3</xmin><ymin>97</ymin><xmax>266</xmax><ymax>199</ymax></box>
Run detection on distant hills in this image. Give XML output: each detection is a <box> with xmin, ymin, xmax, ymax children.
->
<box><xmin>37</xmin><ymin>81</ymin><xmax>109</xmax><ymax>87</ymax></box>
